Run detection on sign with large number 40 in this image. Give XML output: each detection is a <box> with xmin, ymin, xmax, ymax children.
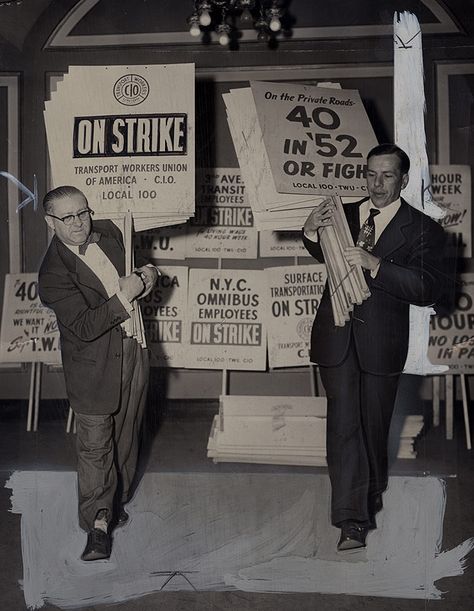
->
<box><xmin>251</xmin><ymin>80</ymin><xmax>379</xmax><ymax>197</ymax></box>
<box><xmin>0</xmin><ymin>274</ymin><xmax>61</xmax><ymax>364</ymax></box>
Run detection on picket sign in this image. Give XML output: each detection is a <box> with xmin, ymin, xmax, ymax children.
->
<box><xmin>0</xmin><ymin>271</ymin><xmax>57</xmax><ymax>432</ymax></box>
<box><xmin>266</xmin><ymin>254</ymin><xmax>319</xmax><ymax>399</ymax></box>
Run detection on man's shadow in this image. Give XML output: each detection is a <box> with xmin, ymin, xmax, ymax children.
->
<box><xmin>388</xmin><ymin>233</ymin><xmax>463</xmax><ymax>465</ymax></box>
<box><xmin>124</xmin><ymin>278</ymin><xmax>180</xmax><ymax>502</ymax></box>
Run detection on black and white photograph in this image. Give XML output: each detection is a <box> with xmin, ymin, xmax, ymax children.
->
<box><xmin>0</xmin><ymin>1</ymin><xmax>474</xmax><ymax>610</ymax></box>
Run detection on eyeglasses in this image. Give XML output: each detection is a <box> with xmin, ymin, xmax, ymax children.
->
<box><xmin>46</xmin><ymin>208</ymin><xmax>94</xmax><ymax>226</ymax></box>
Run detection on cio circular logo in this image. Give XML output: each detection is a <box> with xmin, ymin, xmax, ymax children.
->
<box><xmin>113</xmin><ymin>74</ymin><xmax>149</xmax><ymax>106</ymax></box>
<box><xmin>296</xmin><ymin>318</ymin><xmax>313</xmax><ymax>340</ymax></box>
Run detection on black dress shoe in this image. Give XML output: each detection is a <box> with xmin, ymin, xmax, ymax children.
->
<box><xmin>337</xmin><ymin>521</ymin><xmax>368</xmax><ymax>551</ymax></box>
<box><xmin>117</xmin><ymin>507</ymin><xmax>129</xmax><ymax>527</ymax></box>
<box><xmin>81</xmin><ymin>528</ymin><xmax>111</xmax><ymax>561</ymax></box>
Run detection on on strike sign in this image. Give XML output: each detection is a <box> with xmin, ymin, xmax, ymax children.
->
<box><xmin>141</xmin><ymin>266</ymin><xmax>188</xmax><ymax>368</ymax></box>
<box><xmin>430</xmin><ymin>165</ymin><xmax>472</xmax><ymax>258</ymax></box>
<box><xmin>265</xmin><ymin>264</ymin><xmax>327</xmax><ymax>368</ymax></box>
<box><xmin>186</xmin><ymin>168</ymin><xmax>257</xmax><ymax>259</ymax></box>
<box><xmin>184</xmin><ymin>269</ymin><xmax>266</xmax><ymax>371</ymax></box>
<box><xmin>44</xmin><ymin>64</ymin><xmax>195</xmax><ymax>226</ymax></box>
<box><xmin>251</xmin><ymin>81</ymin><xmax>378</xmax><ymax>197</ymax></box>
<box><xmin>0</xmin><ymin>274</ymin><xmax>61</xmax><ymax>364</ymax></box>
<box><xmin>428</xmin><ymin>273</ymin><xmax>474</xmax><ymax>373</ymax></box>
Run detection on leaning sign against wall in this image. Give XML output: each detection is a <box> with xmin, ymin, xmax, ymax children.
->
<box><xmin>428</xmin><ymin>273</ymin><xmax>474</xmax><ymax>374</ymax></box>
<box><xmin>184</xmin><ymin>269</ymin><xmax>266</xmax><ymax>371</ymax></box>
<box><xmin>0</xmin><ymin>274</ymin><xmax>61</xmax><ymax>364</ymax></box>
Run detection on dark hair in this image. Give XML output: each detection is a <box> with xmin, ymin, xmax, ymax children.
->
<box><xmin>367</xmin><ymin>144</ymin><xmax>410</xmax><ymax>175</ymax></box>
<box><xmin>43</xmin><ymin>185</ymin><xmax>87</xmax><ymax>214</ymax></box>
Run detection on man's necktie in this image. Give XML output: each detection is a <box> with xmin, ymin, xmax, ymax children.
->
<box><xmin>78</xmin><ymin>231</ymin><xmax>101</xmax><ymax>255</ymax></box>
<box><xmin>356</xmin><ymin>209</ymin><xmax>380</xmax><ymax>252</ymax></box>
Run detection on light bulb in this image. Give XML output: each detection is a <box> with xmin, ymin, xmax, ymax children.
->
<box><xmin>217</xmin><ymin>23</ymin><xmax>230</xmax><ymax>46</ymax></box>
<box><xmin>190</xmin><ymin>23</ymin><xmax>201</xmax><ymax>37</ymax></box>
<box><xmin>199</xmin><ymin>9</ymin><xmax>211</xmax><ymax>26</ymax></box>
<box><xmin>219</xmin><ymin>32</ymin><xmax>230</xmax><ymax>46</ymax></box>
<box><xmin>219</xmin><ymin>32</ymin><xmax>230</xmax><ymax>47</ymax></box>
<box><xmin>269</xmin><ymin>16</ymin><xmax>281</xmax><ymax>32</ymax></box>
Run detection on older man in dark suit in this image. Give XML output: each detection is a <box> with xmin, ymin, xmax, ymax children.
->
<box><xmin>303</xmin><ymin>144</ymin><xmax>446</xmax><ymax>551</ymax></box>
<box><xmin>38</xmin><ymin>185</ymin><xmax>159</xmax><ymax>561</ymax></box>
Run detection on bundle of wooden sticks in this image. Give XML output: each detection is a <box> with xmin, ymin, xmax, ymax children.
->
<box><xmin>318</xmin><ymin>196</ymin><xmax>371</xmax><ymax>326</ymax></box>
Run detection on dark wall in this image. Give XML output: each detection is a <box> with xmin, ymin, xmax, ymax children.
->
<box><xmin>0</xmin><ymin>0</ymin><xmax>473</xmax><ymax>400</ymax></box>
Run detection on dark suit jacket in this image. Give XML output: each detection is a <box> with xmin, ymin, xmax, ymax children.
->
<box><xmin>38</xmin><ymin>220</ymin><xmax>131</xmax><ymax>415</ymax></box>
<box><xmin>302</xmin><ymin>198</ymin><xmax>447</xmax><ymax>375</ymax></box>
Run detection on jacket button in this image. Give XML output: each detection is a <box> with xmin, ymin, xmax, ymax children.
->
<box><xmin>115</xmin><ymin>352</ymin><xmax>120</xmax><ymax>358</ymax></box>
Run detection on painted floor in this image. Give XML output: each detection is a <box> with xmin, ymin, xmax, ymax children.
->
<box><xmin>1</xmin><ymin>386</ymin><xmax>474</xmax><ymax>610</ymax></box>
<box><xmin>6</xmin><ymin>471</ymin><xmax>473</xmax><ymax>609</ymax></box>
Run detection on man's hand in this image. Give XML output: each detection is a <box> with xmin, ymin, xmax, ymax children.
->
<box><xmin>119</xmin><ymin>273</ymin><xmax>145</xmax><ymax>301</ymax></box>
<box><xmin>134</xmin><ymin>265</ymin><xmax>160</xmax><ymax>299</ymax></box>
<box><xmin>303</xmin><ymin>199</ymin><xmax>335</xmax><ymax>238</ymax></box>
<box><xmin>344</xmin><ymin>247</ymin><xmax>380</xmax><ymax>272</ymax></box>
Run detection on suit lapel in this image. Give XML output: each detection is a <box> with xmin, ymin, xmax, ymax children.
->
<box><xmin>344</xmin><ymin>200</ymin><xmax>365</xmax><ymax>243</ymax></box>
<box><xmin>53</xmin><ymin>224</ymin><xmax>124</xmax><ymax>299</ymax></box>
<box><xmin>54</xmin><ymin>239</ymin><xmax>108</xmax><ymax>299</ymax></box>
<box><xmin>372</xmin><ymin>199</ymin><xmax>414</xmax><ymax>258</ymax></box>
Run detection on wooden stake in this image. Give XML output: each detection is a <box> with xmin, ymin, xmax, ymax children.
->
<box><xmin>460</xmin><ymin>374</ymin><xmax>472</xmax><ymax>450</ymax></box>
<box><xmin>26</xmin><ymin>362</ymin><xmax>36</xmax><ymax>432</ymax></box>
<box><xmin>66</xmin><ymin>405</ymin><xmax>74</xmax><ymax>434</ymax></box>
<box><xmin>309</xmin><ymin>364</ymin><xmax>316</xmax><ymax>397</ymax></box>
<box><xmin>33</xmin><ymin>362</ymin><xmax>41</xmax><ymax>431</ymax></box>
<box><xmin>432</xmin><ymin>376</ymin><xmax>440</xmax><ymax>427</ymax></box>
<box><xmin>446</xmin><ymin>374</ymin><xmax>454</xmax><ymax>440</ymax></box>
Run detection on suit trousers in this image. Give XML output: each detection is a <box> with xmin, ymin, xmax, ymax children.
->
<box><xmin>319</xmin><ymin>336</ymin><xmax>400</xmax><ymax>527</ymax></box>
<box><xmin>75</xmin><ymin>336</ymin><xmax>149</xmax><ymax>531</ymax></box>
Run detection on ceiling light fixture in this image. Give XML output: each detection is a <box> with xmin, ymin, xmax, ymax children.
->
<box><xmin>187</xmin><ymin>1</ymin><xmax>286</xmax><ymax>47</ymax></box>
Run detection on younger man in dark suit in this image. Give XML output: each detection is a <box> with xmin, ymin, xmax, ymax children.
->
<box><xmin>38</xmin><ymin>186</ymin><xmax>159</xmax><ymax>561</ymax></box>
<box><xmin>303</xmin><ymin>144</ymin><xmax>446</xmax><ymax>551</ymax></box>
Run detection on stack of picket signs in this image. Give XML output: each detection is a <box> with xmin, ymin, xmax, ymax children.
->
<box><xmin>224</xmin><ymin>80</ymin><xmax>377</xmax><ymax>326</ymax></box>
<box><xmin>223</xmin><ymin>86</ymin><xmax>321</xmax><ymax>232</ymax></box>
<box><xmin>207</xmin><ymin>395</ymin><xmax>424</xmax><ymax>465</ymax></box>
<box><xmin>317</xmin><ymin>195</ymin><xmax>371</xmax><ymax>326</ymax></box>
<box><xmin>207</xmin><ymin>396</ymin><xmax>328</xmax><ymax>466</ymax></box>
<box><xmin>44</xmin><ymin>64</ymin><xmax>195</xmax><ymax>232</ymax></box>
<box><xmin>44</xmin><ymin>63</ymin><xmax>195</xmax><ymax>346</ymax></box>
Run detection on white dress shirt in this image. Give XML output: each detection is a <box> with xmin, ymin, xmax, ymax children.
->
<box><xmin>304</xmin><ymin>198</ymin><xmax>402</xmax><ymax>277</ymax></box>
<box><xmin>65</xmin><ymin>242</ymin><xmax>134</xmax><ymax>335</ymax></box>
<box><xmin>358</xmin><ymin>198</ymin><xmax>401</xmax><ymax>244</ymax></box>
<box><xmin>304</xmin><ymin>198</ymin><xmax>401</xmax><ymax>245</ymax></box>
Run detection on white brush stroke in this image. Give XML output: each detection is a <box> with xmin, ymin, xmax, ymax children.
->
<box><xmin>5</xmin><ymin>472</ymin><xmax>473</xmax><ymax>609</ymax></box>
<box><xmin>394</xmin><ymin>11</ymin><xmax>448</xmax><ymax>376</ymax></box>
<box><xmin>394</xmin><ymin>11</ymin><xmax>444</xmax><ymax>220</ymax></box>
